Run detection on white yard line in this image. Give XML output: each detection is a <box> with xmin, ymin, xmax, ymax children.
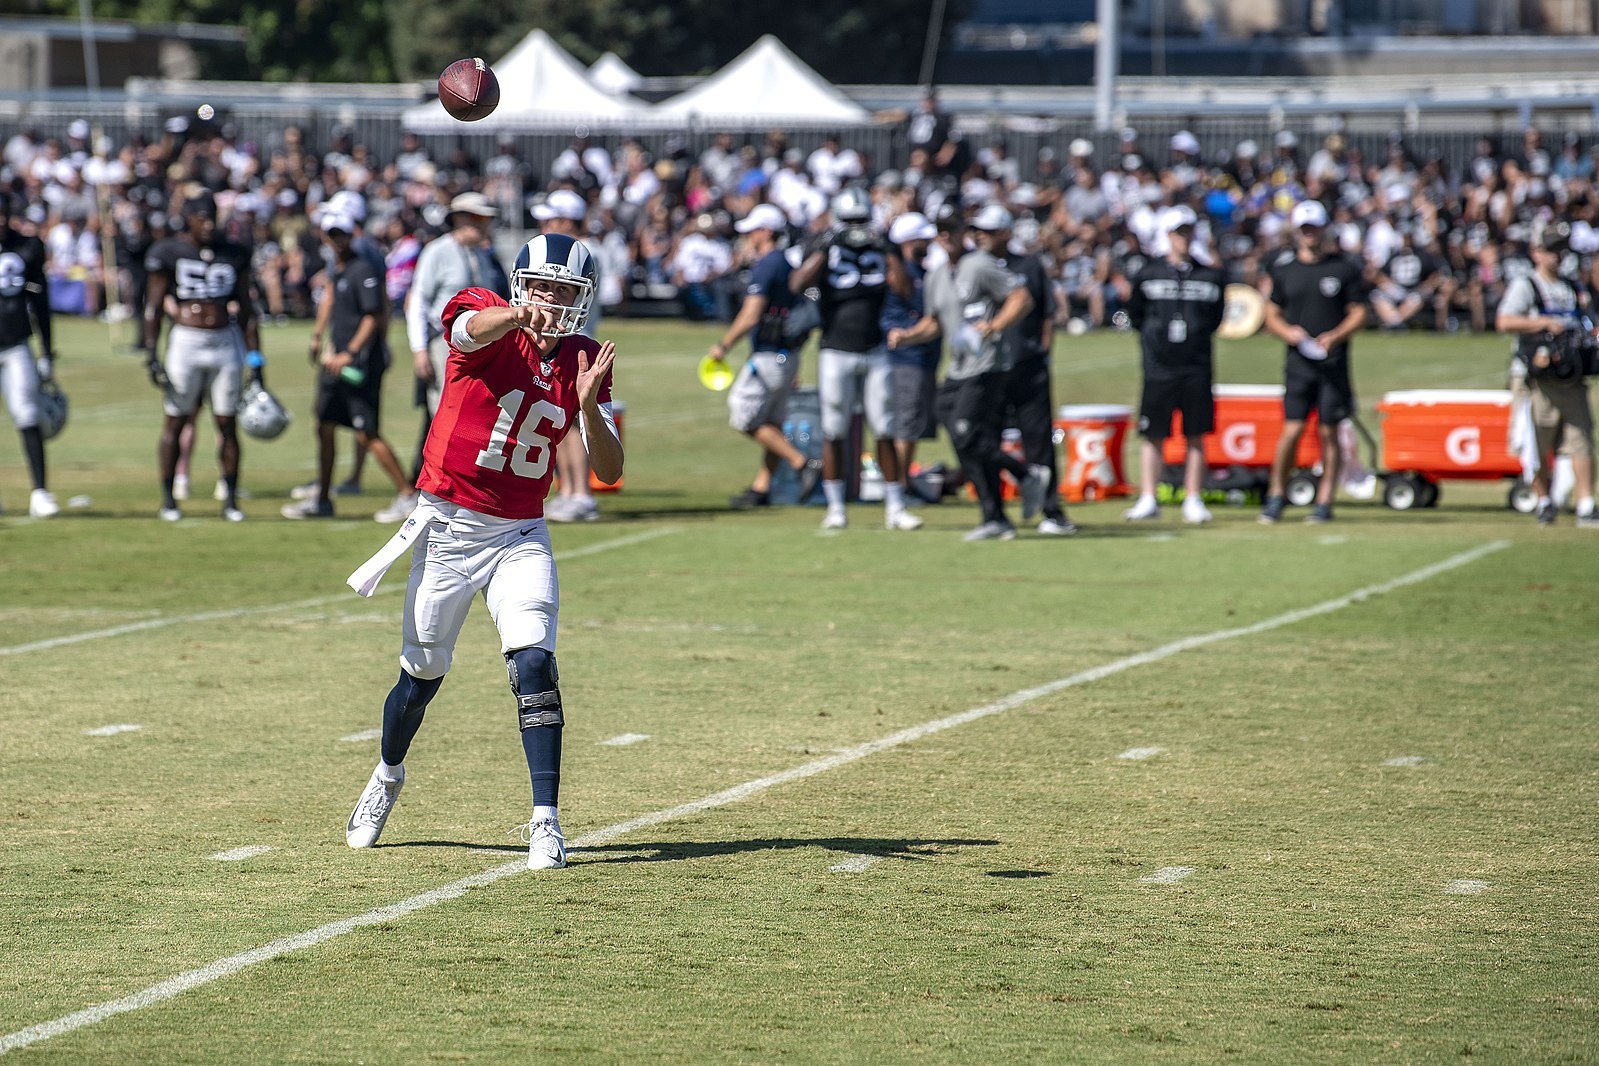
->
<box><xmin>829</xmin><ymin>855</ymin><xmax>882</xmax><ymax>874</ymax></box>
<box><xmin>1141</xmin><ymin>866</ymin><xmax>1196</xmax><ymax>884</ymax></box>
<box><xmin>83</xmin><ymin>724</ymin><xmax>142</xmax><ymax>737</ymax></box>
<box><xmin>1382</xmin><ymin>755</ymin><xmax>1428</xmax><ymax>767</ymax></box>
<box><xmin>599</xmin><ymin>733</ymin><xmax>651</xmax><ymax>747</ymax></box>
<box><xmin>0</xmin><ymin>528</ymin><xmax>680</xmax><ymax>658</ymax></box>
<box><xmin>339</xmin><ymin>729</ymin><xmax>383</xmax><ymax>744</ymax></box>
<box><xmin>0</xmin><ymin>538</ymin><xmax>1509</xmax><ymax>1056</ymax></box>
<box><xmin>1117</xmin><ymin>746</ymin><xmax>1165</xmax><ymax>761</ymax></box>
<box><xmin>1444</xmin><ymin>879</ymin><xmax>1489</xmax><ymax>895</ymax></box>
<box><xmin>210</xmin><ymin>846</ymin><xmax>271</xmax><ymax>862</ymax></box>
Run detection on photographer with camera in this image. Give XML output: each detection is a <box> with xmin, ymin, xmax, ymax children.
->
<box><xmin>1496</xmin><ymin>223</ymin><xmax>1598</xmax><ymax>528</ymax></box>
<box><xmin>791</xmin><ymin>186</ymin><xmax>916</xmax><ymax>531</ymax></box>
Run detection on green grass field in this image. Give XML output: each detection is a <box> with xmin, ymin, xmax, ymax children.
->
<box><xmin>1</xmin><ymin>318</ymin><xmax>1595</xmax><ymax>1063</ymax></box>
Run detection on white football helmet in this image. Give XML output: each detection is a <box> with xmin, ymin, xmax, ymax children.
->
<box><xmin>239</xmin><ymin>381</ymin><xmax>291</xmax><ymax>440</ymax></box>
<box><xmin>511</xmin><ymin>233</ymin><xmax>596</xmax><ymax>338</ymax></box>
<box><xmin>36</xmin><ymin>379</ymin><xmax>68</xmax><ymax>440</ymax></box>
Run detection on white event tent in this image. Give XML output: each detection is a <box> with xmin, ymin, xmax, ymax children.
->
<box><xmin>403</xmin><ymin>29</ymin><xmax>647</xmax><ymax>132</ymax></box>
<box><xmin>588</xmin><ymin>52</ymin><xmax>644</xmax><ymax>97</ymax></box>
<box><xmin>649</xmin><ymin>35</ymin><xmax>871</xmax><ymax>128</ymax></box>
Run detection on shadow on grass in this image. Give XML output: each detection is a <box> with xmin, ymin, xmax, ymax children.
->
<box><xmin>379</xmin><ymin>836</ymin><xmax>1000</xmax><ymax>865</ymax></box>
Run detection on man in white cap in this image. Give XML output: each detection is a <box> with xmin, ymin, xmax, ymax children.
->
<box><xmin>709</xmin><ymin>203</ymin><xmax>823</xmax><ymax>509</ymax></box>
<box><xmin>1169</xmin><ymin>130</ymin><xmax>1203</xmax><ymax>189</ymax></box>
<box><xmin>1259</xmin><ymin>199</ymin><xmax>1368</xmax><ymax>524</ymax></box>
<box><xmin>1123</xmin><ymin>205</ymin><xmax>1226</xmax><ymax>524</ymax></box>
<box><xmin>403</xmin><ymin>192</ymin><xmax>500</xmax><ymax>511</ymax></box>
<box><xmin>534</xmin><ymin>188</ymin><xmax>607</xmax><ymax>523</ymax></box>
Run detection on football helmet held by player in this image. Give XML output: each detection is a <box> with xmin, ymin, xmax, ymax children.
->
<box><xmin>510</xmin><ymin>233</ymin><xmax>596</xmax><ymax>339</ymax></box>
<box><xmin>239</xmin><ymin>380</ymin><xmax>292</xmax><ymax>440</ymax></box>
<box><xmin>36</xmin><ymin>378</ymin><xmax>68</xmax><ymax>440</ymax></box>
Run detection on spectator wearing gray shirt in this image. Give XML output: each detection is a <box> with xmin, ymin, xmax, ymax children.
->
<box><xmin>887</xmin><ymin>204</ymin><xmax>1041</xmax><ymax>540</ymax></box>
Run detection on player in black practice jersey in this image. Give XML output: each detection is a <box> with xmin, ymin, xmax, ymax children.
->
<box><xmin>1260</xmin><ymin>200</ymin><xmax>1369</xmax><ymax>524</ymax></box>
<box><xmin>143</xmin><ymin>191</ymin><xmax>263</xmax><ymax>522</ymax></box>
<box><xmin>0</xmin><ymin>194</ymin><xmax>59</xmax><ymax>518</ymax></box>
<box><xmin>791</xmin><ymin>186</ymin><xmax>916</xmax><ymax>531</ymax></box>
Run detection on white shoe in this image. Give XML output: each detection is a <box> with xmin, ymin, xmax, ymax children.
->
<box><xmin>1182</xmin><ymin>499</ymin><xmax>1213</xmax><ymax>525</ymax></box>
<box><xmin>158</xmin><ymin>506</ymin><xmax>182</xmax><ymax>522</ymax></box>
<box><xmin>346</xmin><ymin>764</ymin><xmax>404</xmax><ymax>848</ymax></box>
<box><xmin>546</xmin><ymin>495</ymin><xmax>598</xmax><ymax>523</ymax></box>
<box><xmin>374</xmin><ymin>491</ymin><xmax>419</xmax><ymax>523</ymax></box>
<box><xmin>569</xmin><ymin>495</ymin><xmax>600</xmax><ymax>522</ymax></box>
<box><xmin>821</xmin><ymin>507</ymin><xmax>848</xmax><ymax>530</ymax></box>
<box><xmin>172</xmin><ymin>474</ymin><xmax>190</xmax><ymax>501</ymax></box>
<box><xmin>1037</xmin><ymin>516</ymin><xmax>1079</xmax><ymax>536</ymax></box>
<box><xmin>963</xmin><ymin>520</ymin><xmax>1018</xmax><ymax>541</ymax></box>
<box><xmin>1020</xmin><ymin>464</ymin><xmax>1051</xmax><ymax>521</ymax></box>
<box><xmin>885</xmin><ymin>509</ymin><xmax>923</xmax><ymax>531</ymax></box>
<box><xmin>1123</xmin><ymin>497</ymin><xmax>1161</xmax><ymax>521</ymax></box>
<box><xmin>222</xmin><ymin>506</ymin><xmax>246</xmax><ymax>523</ymax></box>
<box><xmin>523</xmin><ymin>817</ymin><xmax>567</xmax><ymax>870</ymax></box>
<box><xmin>28</xmin><ymin>489</ymin><xmax>59</xmax><ymax>518</ymax></box>
<box><xmin>289</xmin><ymin>481</ymin><xmax>319</xmax><ymax>502</ymax></box>
<box><xmin>1344</xmin><ymin>474</ymin><xmax>1377</xmax><ymax>501</ymax></box>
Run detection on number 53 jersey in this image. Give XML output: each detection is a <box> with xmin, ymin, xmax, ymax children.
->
<box><xmin>421</xmin><ymin>287</ymin><xmax>614</xmax><ymax>520</ymax></box>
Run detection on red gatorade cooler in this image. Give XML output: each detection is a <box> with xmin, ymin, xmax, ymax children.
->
<box><xmin>1163</xmin><ymin>384</ymin><xmax>1322</xmax><ymax>469</ymax></box>
<box><xmin>1054</xmin><ymin>404</ymin><xmax>1134</xmax><ymax>502</ymax></box>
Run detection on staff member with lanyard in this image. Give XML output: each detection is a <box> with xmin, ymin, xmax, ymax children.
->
<box><xmin>1260</xmin><ymin>199</ymin><xmax>1368</xmax><ymax>525</ymax></box>
<box><xmin>403</xmin><ymin>193</ymin><xmax>500</xmax><ymax>485</ymax></box>
<box><xmin>1123</xmin><ymin>205</ymin><xmax>1226</xmax><ymax>524</ymax></box>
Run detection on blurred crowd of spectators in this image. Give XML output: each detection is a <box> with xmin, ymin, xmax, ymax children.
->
<box><xmin>5</xmin><ymin>100</ymin><xmax>1599</xmax><ymax>336</ymax></box>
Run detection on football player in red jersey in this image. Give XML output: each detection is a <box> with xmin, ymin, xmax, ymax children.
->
<box><xmin>342</xmin><ymin>232</ymin><xmax>620</xmax><ymax>870</ymax></box>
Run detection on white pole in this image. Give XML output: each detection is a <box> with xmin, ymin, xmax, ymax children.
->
<box><xmin>1095</xmin><ymin>0</ymin><xmax>1119</xmax><ymax>132</ymax></box>
<box><xmin>919</xmin><ymin>0</ymin><xmax>950</xmax><ymax>88</ymax></box>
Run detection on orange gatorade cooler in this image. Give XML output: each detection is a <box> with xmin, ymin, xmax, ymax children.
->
<box><xmin>1054</xmin><ymin>404</ymin><xmax>1134</xmax><ymax>502</ymax></box>
<box><xmin>1163</xmin><ymin>384</ymin><xmax>1321</xmax><ymax>469</ymax></box>
<box><xmin>588</xmin><ymin>399</ymin><xmax>626</xmax><ymax>492</ymax></box>
<box><xmin>1375</xmin><ymin>389</ymin><xmax>1519</xmax><ymax>509</ymax></box>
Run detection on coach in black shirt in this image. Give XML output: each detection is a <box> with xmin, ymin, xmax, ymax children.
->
<box><xmin>1123</xmin><ymin>206</ymin><xmax>1226</xmax><ymax>524</ymax></box>
<box><xmin>1260</xmin><ymin>200</ymin><xmax>1368</xmax><ymax>524</ymax></box>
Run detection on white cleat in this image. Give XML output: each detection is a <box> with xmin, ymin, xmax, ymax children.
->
<box><xmin>885</xmin><ymin>509</ymin><xmax>923</xmax><ymax>531</ymax></box>
<box><xmin>1182</xmin><ymin>499</ymin><xmax>1213</xmax><ymax>525</ymax></box>
<box><xmin>523</xmin><ymin>817</ymin><xmax>567</xmax><ymax>870</ymax></box>
<box><xmin>1019</xmin><ymin>464</ymin><xmax>1051</xmax><ymax>521</ymax></box>
<box><xmin>28</xmin><ymin>489</ymin><xmax>59</xmax><ymax>518</ymax></box>
<box><xmin>222</xmin><ymin>505</ymin><xmax>247</xmax><ymax>523</ymax></box>
<box><xmin>347</xmin><ymin>764</ymin><xmax>404</xmax><ymax>848</ymax></box>
<box><xmin>821</xmin><ymin>507</ymin><xmax>848</xmax><ymax>531</ymax></box>
<box><xmin>374</xmin><ymin>491</ymin><xmax>419</xmax><ymax>523</ymax></box>
<box><xmin>158</xmin><ymin>506</ymin><xmax>182</xmax><ymax>523</ymax></box>
<box><xmin>213</xmin><ymin>480</ymin><xmax>250</xmax><ymax>502</ymax></box>
<box><xmin>1036</xmin><ymin>516</ymin><xmax>1079</xmax><ymax>536</ymax></box>
<box><xmin>1123</xmin><ymin>497</ymin><xmax>1161</xmax><ymax>522</ymax></box>
<box><xmin>289</xmin><ymin>481</ymin><xmax>319</xmax><ymax>502</ymax></box>
<box><xmin>172</xmin><ymin>474</ymin><xmax>190</xmax><ymax>501</ymax></box>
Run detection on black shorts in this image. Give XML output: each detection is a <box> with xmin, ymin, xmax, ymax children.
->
<box><xmin>1283</xmin><ymin>354</ymin><xmax>1354</xmax><ymax>423</ymax></box>
<box><xmin>315</xmin><ymin>368</ymin><xmax>384</xmax><ymax>434</ymax></box>
<box><xmin>1139</xmin><ymin>369</ymin><xmax>1214</xmax><ymax>440</ymax></box>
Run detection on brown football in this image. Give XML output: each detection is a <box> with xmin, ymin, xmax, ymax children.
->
<box><xmin>438</xmin><ymin>58</ymin><xmax>500</xmax><ymax>122</ymax></box>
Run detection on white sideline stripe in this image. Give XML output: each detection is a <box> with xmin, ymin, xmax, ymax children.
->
<box><xmin>829</xmin><ymin>855</ymin><xmax>882</xmax><ymax>874</ymax></box>
<box><xmin>600</xmin><ymin>733</ymin><xmax>651</xmax><ymax>747</ymax></box>
<box><xmin>210</xmin><ymin>846</ymin><xmax>271</xmax><ymax>862</ymax></box>
<box><xmin>1383</xmin><ymin>755</ymin><xmax>1428</xmax><ymax>767</ymax></box>
<box><xmin>0</xmin><ymin>538</ymin><xmax>1509</xmax><ymax>1057</ymax></box>
<box><xmin>0</xmin><ymin>528</ymin><xmax>681</xmax><ymax>658</ymax></box>
<box><xmin>1141</xmin><ymin>866</ymin><xmax>1195</xmax><ymax>884</ymax></box>
<box><xmin>339</xmin><ymin>729</ymin><xmax>383</xmax><ymax>744</ymax></box>
<box><xmin>83</xmin><ymin>724</ymin><xmax>142</xmax><ymax>737</ymax></box>
<box><xmin>1117</xmin><ymin>746</ymin><xmax>1164</xmax><ymax>761</ymax></box>
<box><xmin>1444</xmin><ymin>879</ymin><xmax>1489</xmax><ymax>895</ymax></box>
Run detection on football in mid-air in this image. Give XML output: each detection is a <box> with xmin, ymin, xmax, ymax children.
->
<box><xmin>438</xmin><ymin>58</ymin><xmax>500</xmax><ymax>122</ymax></box>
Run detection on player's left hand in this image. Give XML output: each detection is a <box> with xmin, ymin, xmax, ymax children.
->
<box><xmin>35</xmin><ymin>353</ymin><xmax>53</xmax><ymax>382</ymax></box>
<box><xmin>576</xmin><ymin>341</ymin><xmax>616</xmax><ymax>409</ymax></box>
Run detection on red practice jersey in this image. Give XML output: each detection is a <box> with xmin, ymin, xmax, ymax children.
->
<box><xmin>419</xmin><ymin>287</ymin><xmax>613</xmax><ymax>519</ymax></box>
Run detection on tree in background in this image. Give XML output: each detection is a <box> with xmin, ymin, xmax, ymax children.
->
<box><xmin>29</xmin><ymin>0</ymin><xmax>965</xmax><ymax>84</ymax></box>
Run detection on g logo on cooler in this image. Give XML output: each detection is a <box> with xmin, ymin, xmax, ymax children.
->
<box><xmin>1445</xmin><ymin>426</ymin><xmax>1481</xmax><ymax>466</ymax></box>
<box><xmin>1221</xmin><ymin>422</ymin><xmax>1257</xmax><ymax>461</ymax></box>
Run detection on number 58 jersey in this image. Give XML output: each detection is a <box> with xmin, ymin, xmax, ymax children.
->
<box><xmin>419</xmin><ymin>287</ymin><xmax>614</xmax><ymax>520</ymax></box>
